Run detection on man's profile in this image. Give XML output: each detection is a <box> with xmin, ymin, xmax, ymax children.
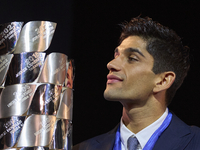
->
<box><xmin>73</xmin><ymin>16</ymin><xmax>200</xmax><ymax>150</ymax></box>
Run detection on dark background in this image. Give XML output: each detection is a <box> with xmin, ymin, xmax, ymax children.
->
<box><xmin>1</xmin><ymin>0</ymin><xmax>200</xmax><ymax>145</ymax></box>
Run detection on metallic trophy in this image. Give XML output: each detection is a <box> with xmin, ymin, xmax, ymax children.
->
<box><xmin>0</xmin><ymin>21</ymin><xmax>74</xmax><ymax>150</ymax></box>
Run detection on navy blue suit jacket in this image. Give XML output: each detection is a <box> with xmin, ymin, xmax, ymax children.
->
<box><xmin>73</xmin><ymin>114</ymin><xmax>200</xmax><ymax>150</ymax></box>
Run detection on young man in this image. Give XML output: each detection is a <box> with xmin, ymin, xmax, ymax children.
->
<box><xmin>73</xmin><ymin>17</ymin><xmax>200</xmax><ymax>150</ymax></box>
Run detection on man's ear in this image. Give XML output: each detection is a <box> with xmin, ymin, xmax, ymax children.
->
<box><xmin>153</xmin><ymin>71</ymin><xmax>176</xmax><ymax>93</ymax></box>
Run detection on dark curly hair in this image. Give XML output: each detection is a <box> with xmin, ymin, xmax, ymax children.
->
<box><xmin>120</xmin><ymin>16</ymin><xmax>190</xmax><ymax>105</ymax></box>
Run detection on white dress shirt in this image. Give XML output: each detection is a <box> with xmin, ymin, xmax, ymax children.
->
<box><xmin>120</xmin><ymin>108</ymin><xmax>168</xmax><ymax>150</ymax></box>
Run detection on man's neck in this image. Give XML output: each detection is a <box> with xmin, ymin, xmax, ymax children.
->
<box><xmin>121</xmin><ymin>100</ymin><xmax>166</xmax><ymax>134</ymax></box>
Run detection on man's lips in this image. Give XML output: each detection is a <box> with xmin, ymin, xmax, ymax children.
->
<box><xmin>107</xmin><ymin>74</ymin><xmax>123</xmax><ymax>84</ymax></box>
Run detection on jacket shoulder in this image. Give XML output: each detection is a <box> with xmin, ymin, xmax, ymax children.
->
<box><xmin>190</xmin><ymin>125</ymin><xmax>200</xmax><ymax>140</ymax></box>
<box><xmin>153</xmin><ymin>113</ymin><xmax>200</xmax><ymax>150</ymax></box>
<box><xmin>72</xmin><ymin>125</ymin><xmax>118</xmax><ymax>150</ymax></box>
<box><xmin>72</xmin><ymin>133</ymin><xmax>108</xmax><ymax>150</ymax></box>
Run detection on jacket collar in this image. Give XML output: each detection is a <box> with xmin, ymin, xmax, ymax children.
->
<box><xmin>153</xmin><ymin>113</ymin><xmax>194</xmax><ymax>150</ymax></box>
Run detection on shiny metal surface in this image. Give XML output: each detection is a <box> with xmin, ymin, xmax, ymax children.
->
<box><xmin>21</xmin><ymin>147</ymin><xmax>49</xmax><ymax>150</ymax></box>
<box><xmin>0</xmin><ymin>116</ymin><xmax>26</xmax><ymax>148</ymax></box>
<box><xmin>0</xmin><ymin>87</ymin><xmax>3</xmax><ymax>95</ymax></box>
<box><xmin>0</xmin><ymin>22</ymin><xmax>23</xmax><ymax>55</ymax></box>
<box><xmin>0</xmin><ymin>54</ymin><xmax>13</xmax><ymax>86</ymax></box>
<box><xmin>57</xmin><ymin>88</ymin><xmax>73</xmax><ymax>120</ymax></box>
<box><xmin>0</xmin><ymin>147</ymin><xmax>63</xmax><ymax>150</ymax></box>
<box><xmin>14</xmin><ymin>21</ymin><xmax>56</xmax><ymax>54</ymax></box>
<box><xmin>0</xmin><ymin>147</ymin><xmax>49</xmax><ymax>150</ymax></box>
<box><xmin>1</xmin><ymin>20</ymin><xmax>73</xmax><ymax>149</ymax></box>
<box><xmin>37</xmin><ymin>53</ymin><xmax>68</xmax><ymax>85</ymax></box>
<box><xmin>0</xmin><ymin>84</ymin><xmax>72</xmax><ymax>149</ymax></box>
<box><xmin>17</xmin><ymin>115</ymin><xmax>56</xmax><ymax>147</ymax></box>
<box><xmin>49</xmin><ymin>119</ymin><xmax>72</xmax><ymax>149</ymax></box>
<box><xmin>20</xmin><ymin>147</ymin><xmax>49</xmax><ymax>150</ymax></box>
<box><xmin>65</xmin><ymin>60</ymin><xmax>74</xmax><ymax>89</ymax></box>
<box><xmin>28</xmin><ymin>84</ymin><xmax>62</xmax><ymax>115</ymax></box>
<box><xmin>0</xmin><ymin>84</ymin><xmax>37</xmax><ymax>118</ymax></box>
<box><xmin>63</xmin><ymin>120</ymin><xmax>73</xmax><ymax>150</ymax></box>
<box><xmin>5</xmin><ymin>52</ymin><xmax>46</xmax><ymax>86</ymax></box>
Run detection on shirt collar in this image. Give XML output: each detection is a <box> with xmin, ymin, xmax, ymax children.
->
<box><xmin>120</xmin><ymin>108</ymin><xmax>168</xmax><ymax>149</ymax></box>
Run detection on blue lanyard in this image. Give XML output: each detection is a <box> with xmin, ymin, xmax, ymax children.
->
<box><xmin>113</xmin><ymin>124</ymin><xmax>121</xmax><ymax>150</ymax></box>
<box><xmin>113</xmin><ymin>112</ymin><xmax>172</xmax><ymax>150</ymax></box>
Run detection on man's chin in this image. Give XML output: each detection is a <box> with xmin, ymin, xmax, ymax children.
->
<box><xmin>103</xmin><ymin>90</ymin><xmax>118</xmax><ymax>101</ymax></box>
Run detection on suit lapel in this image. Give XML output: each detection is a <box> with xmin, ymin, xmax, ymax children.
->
<box><xmin>153</xmin><ymin>114</ymin><xmax>194</xmax><ymax>150</ymax></box>
<box><xmin>94</xmin><ymin>125</ymin><xmax>119</xmax><ymax>150</ymax></box>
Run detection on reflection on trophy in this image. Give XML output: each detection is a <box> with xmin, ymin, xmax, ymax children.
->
<box><xmin>0</xmin><ymin>21</ymin><xmax>74</xmax><ymax>150</ymax></box>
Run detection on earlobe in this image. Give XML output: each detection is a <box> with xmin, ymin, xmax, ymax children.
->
<box><xmin>153</xmin><ymin>71</ymin><xmax>176</xmax><ymax>93</ymax></box>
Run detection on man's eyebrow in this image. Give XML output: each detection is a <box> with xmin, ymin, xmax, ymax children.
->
<box><xmin>114</xmin><ymin>47</ymin><xmax>145</xmax><ymax>58</ymax></box>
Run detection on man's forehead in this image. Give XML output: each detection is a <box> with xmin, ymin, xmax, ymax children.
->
<box><xmin>120</xmin><ymin>36</ymin><xmax>147</xmax><ymax>49</ymax></box>
<box><xmin>115</xmin><ymin>36</ymin><xmax>147</xmax><ymax>53</ymax></box>
<box><xmin>114</xmin><ymin>36</ymin><xmax>156</xmax><ymax>61</ymax></box>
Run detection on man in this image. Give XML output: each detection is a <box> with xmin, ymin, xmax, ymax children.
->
<box><xmin>73</xmin><ymin>16</ymin><xmax>200</xmax><ymax>150</ymax></box>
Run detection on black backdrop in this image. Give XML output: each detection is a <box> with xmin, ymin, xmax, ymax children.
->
<box><xmin>1</xmin><ymin>0</ymin><xmax>200</xmax><ymax>145</ymax></box>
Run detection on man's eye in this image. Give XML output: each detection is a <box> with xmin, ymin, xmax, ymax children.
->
<box><xmin>128</xmin><ymin>56</ymin><xmax>138</xmax><ymax>62</ymax></box>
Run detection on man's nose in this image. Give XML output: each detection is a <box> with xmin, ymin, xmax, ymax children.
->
<box><xmin>107</xmin><ymin>58</ymin><xmax>121</xmax><ymax>72</ymax></box>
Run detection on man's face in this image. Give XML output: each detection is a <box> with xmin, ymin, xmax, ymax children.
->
<box><xmin>104</xmin><ymin>36</ymin><xmax>157</xmax><ymax>105</ymax></box>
